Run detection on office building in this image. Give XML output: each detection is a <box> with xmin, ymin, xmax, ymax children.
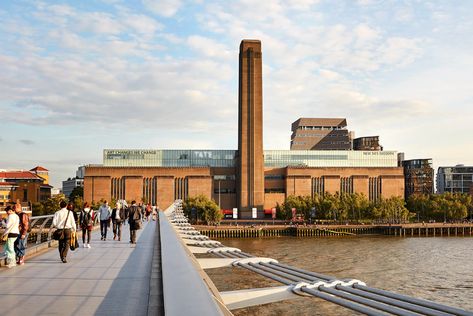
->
<box><xmin>437</xmin><ymin>165</ymin><xmax>473</xmax><ymax>194</ymax></box>
<box><xmin>62</xmin><ymin>166</ymin><xmax>85</xmax><ymax>198</ymax></box>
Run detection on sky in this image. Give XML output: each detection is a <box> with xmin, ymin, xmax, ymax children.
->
<box><xmin>1</xmin><ymin>0</ymin><xmax>473</xmax><ymax>189</ymax></box>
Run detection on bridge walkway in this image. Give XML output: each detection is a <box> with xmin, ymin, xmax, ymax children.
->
<box><xmin>0</xmin><ymin>220</ymin><xmax>161</xmax><ymax>316</ymax></box>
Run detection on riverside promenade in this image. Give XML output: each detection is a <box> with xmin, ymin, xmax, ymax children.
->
<box><xmin>0</xmin><ymin>220</ymin><xmax>162</xmax><ymax>316</ymax></box>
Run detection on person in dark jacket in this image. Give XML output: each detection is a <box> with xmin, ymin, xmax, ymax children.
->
<box><xmin>111</xmin><ymin>202</ymin><xmax>127</xmax><ymax>241</ymax></box>
<box><xmin>127</xmin><ymin>201</ymin><xmax>142</xmax><ymax>244</ymax></box>
<box><xmin>79</xmin><ymin>202</ymin><xmax>94</xmax><ymax>248</ymax></box>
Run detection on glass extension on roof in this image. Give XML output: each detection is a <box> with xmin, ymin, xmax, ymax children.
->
<box><xmin>104</xmin><ymin>149</ymin><xmax>237</xmax><ymax>167</ymax></box>
<box><xmin>264</xmin><ymin>150</ymin><xmax>398</xmax><ymax>167</ymax></box>
<box><xmin>103</xmin><ymin>149</ymin><xmax>398</xmax><ymax>168</ymax></box>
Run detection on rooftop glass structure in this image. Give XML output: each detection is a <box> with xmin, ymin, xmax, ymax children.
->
<box><xmin>103</xmin><ymin>149</ymin><xmax>399</xmax><ymax>168</ymax></box>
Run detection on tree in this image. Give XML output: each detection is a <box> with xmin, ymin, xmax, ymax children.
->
<box><xmin>183</xmin><ymin>195</ymin><xmax>222</xmax><ymax>225</ymax></box>
<box><xmin>38</xmin><ymin>194</ymin><xmax>67</xmax><ymax>215</ymax></box>
<box><xmin>69</xmin><ymin>186</ymin><xmax>83</xmax><ymax>201</ymax></box>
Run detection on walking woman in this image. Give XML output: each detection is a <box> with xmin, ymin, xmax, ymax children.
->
<box><xmin>80</xmin><ymin>202</ymin><xmax>94</xmax><ymax>248</ymax></box>
<box><xmin>52</xmin><ymin>201</ymin><xmax>76</xmax><ymax>263</ymax></box>
<box><xmin>2</xmin><ymin>206</ymin><xmax>19</xmax><ymax>268</ymax></box>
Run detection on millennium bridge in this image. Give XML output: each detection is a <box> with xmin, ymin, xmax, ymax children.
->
<box><xmin>0</xmin><ymin>202</ymin><xmax>472</xmax><ymax>316</ymax></box>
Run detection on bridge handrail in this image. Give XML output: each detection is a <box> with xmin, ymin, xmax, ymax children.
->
<box><xmin>1</xmin><ymin>213</ymin><xmax>99</xmax><ymax>263</ymax></box>
<box><xmin>160</xmin><ymin>204</ymin><xmax>229</xmax><ymax>316</ymax></box>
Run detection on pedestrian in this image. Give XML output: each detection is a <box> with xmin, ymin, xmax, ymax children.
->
<box><xmin>127</xmin><ymin>200</ymin><xmax>142</xmax><ymax>244</ymax></box>
<box><xmin>2</xmin><ymin>206</ymin><xmax>20</xmax><ymax>268</ymax></box>
<box><xmin>52</xmin><ymin>200</ymin><xmax>77</xmax><ymax>263</ymax></box>
<box><xmin>14</xmin><ymin>203</ymin><xmax>29</xmax><ymax>265</ymax></box>
<box><xmin>67</xmin><ymin>202</ymin><xmax>78</xmax><ymax>226</ymax></box>
<box><xmin>98</xmin><ymin>200</ymin><xmax>111</xmax><ymax>240</ymax></box>
<box><xmin>79</xmin><ymin>202</ymin><xmax>94</xmax><ymax>248</ymax></box>
<box><xmin>145</xmin><ymin>203</ymin><xmax>152</xmax><ymax>222</ymax></box>
<box><xmin>111</xmin><ymin>202</ymin><xmax>127</xmax><ymax>241</ymax></box>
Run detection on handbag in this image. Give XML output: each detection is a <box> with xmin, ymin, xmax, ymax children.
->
<box><xmin>52</xmin><ymin>210</ymin><xmax>71</xmax><ymax>240</ymax></box>
<box><xmin>69</xmin><ymin>231</ymin><xmax>79</xmax><ymax>251</ymax></box>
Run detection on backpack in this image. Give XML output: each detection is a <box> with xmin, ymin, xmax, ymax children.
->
<box><xmin>82</xmin><ymin>211</ymin><xmax>94</xmax><ymax>228</ymax></box>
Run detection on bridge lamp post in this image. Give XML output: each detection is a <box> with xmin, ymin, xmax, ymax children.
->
<box><xmin>218</xmin><ymin>180</ymin><xmax>221</xmax><ymax>210</ymax></box>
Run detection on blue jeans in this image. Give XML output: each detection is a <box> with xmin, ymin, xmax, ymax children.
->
<box><xmin>14</xmin><ymin>235</ymin><xmax>28</xmax><ymax>258</ymax></box>
<box><xmin>100</xmin><ymin>220</ymin><xmax>109</xmax><ymax>239</ymax></box>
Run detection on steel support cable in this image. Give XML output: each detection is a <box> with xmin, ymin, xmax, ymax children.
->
<box><xmin>337</xmin><ymin>286</ymin><xmax>453</xmax><ymax>316</ymax></box>
<box><xmin>228</xmin><ymin>251</ymin><xmax>250</xmax><ymax>258</ymax></box>
<box><xmin>240</xmin><ymin>263</ymin><xmax>389</xmax><ymax>316</ymax></box>
<box><xmin>270</xmin><ymin>262</ymin><xmax>335</xmax><ymax>281</ymax></box>
<box><xmin>301</xmin><ymin>287</ymin><xmax>391</xmax><ymax>316</ymax></box>
<box><xmin>262</xmin><ymin>263</ymin><xmax>451</xmax><ymax>316</ymax></box>
<box><xmin>212</xmin><ymin>252</ymin><xmax>228</xmax><ymax>258</ymax></box>
<box><xmin>353</xmin><ymin>285</ymin><xmax>472</xmax><ymax>316</ymax></box>
<box><xmin>260</xmin><ymin>262</ymin><xmax>326</xmax><ymax>283</ymax></box>
<box><xmin>301</xmin><ymin>286</ymin><xmax>412</xmax><ymax>316</ymax></box>
<box><xmin>238</xmin><ymin>263</ymin><xmax>300</xmax><ymax>285</ymax></box>
<box><xmin>233</xmin><ymin>262</ymin><xmax>389</xmax><ymax>316</ymax></box>
<box><xmin>247</xmin><ymin>262</ymin><xmax>314</xmax><ymax>283</ymax></box>
<box><xmin>248</xmin><ymin>262</ymin><xmax>436</xmax><ymax>316</ymax></box>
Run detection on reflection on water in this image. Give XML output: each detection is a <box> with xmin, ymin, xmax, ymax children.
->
<box><xmin>206</xmin><ymin>236</ymin><xmax>473</xmax><ymax>315</ymax></box>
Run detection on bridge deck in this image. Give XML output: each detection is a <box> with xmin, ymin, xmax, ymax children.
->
<box><xmin>0</xmin><ymin>220</ymin><xmax>160</xmax><ymax>316</ymax></box>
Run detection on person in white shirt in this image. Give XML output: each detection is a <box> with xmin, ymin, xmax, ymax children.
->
<box><xmin>111</xmin><ymin>202</ymin><xmax>127</xmax><ymax>241</ymax></box>
<box><xmin>98</xmin><ymin>201</ymin><xmax>111</xmax><ymax>241</ymax></box>
<box><xmin>52</xmin><ymin>201</ymin><xmax>77</xmax><ymax>263</ymax></box>
<box><xmin>2</xmin><ymin>206</ymin><xmax>20</xmax><ymax>268</ymax></box>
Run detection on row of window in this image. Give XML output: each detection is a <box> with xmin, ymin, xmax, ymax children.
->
<box><xmin>294</xmin><ymin>133</ymin><xmax>348</xmax><ymax>138</ymax></box>
<box><xmin>297</xmin><ymin>126</ymin><xmax>345</xmax><ymax>130</ymax></box>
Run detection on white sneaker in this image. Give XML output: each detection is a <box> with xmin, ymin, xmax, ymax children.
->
<box><xmin>87</xmin><ymin>244</ymin><xmax>91</xmax><ymax>248</ymax></box>
<box><xmin>83</xmin><ymin>244</ymin><xmax>87</xmax><ymax>248</ymax></box>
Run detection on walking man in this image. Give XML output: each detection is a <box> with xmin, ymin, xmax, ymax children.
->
<box><xmin>99</xmin><ymin>201</ymin><xmax>111</xmax><ymax>240</ymax></box>
<box><xmin>128</xmin><ymin>200</ymin><xmax>142</xmax><ymax>244</ymax></box>
<box><xmin>14</xmin><ymin>203</ymin><xmax>29</xmax><ymax>265</ymax></box>
<box><xmin>111</xmin><ymin>202</ymin><xmax>127</xmax><ymax>241</ymax></box>
<box><xmin>52</xmin><ymin>201</ymin><xmax>76</xmax><ymax>263</ymax></box>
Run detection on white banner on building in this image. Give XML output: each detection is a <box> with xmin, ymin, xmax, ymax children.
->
<box><xmin>252</xmin><ymin>207</ymin><xmax>257</xmax><ymax>219</ymax></box>
<box><xmin>233</xmin><ymin>208</ymin><xmax>238</xmax><ymax>219</ymax></box>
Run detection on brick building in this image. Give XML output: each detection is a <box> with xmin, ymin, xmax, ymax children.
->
<box><xmin>0</xmin><ymin>166</ymin><xmax>52</xmax><ymax>207</ymax></box>
<box><xmin>84</xmin><ymin>40</ymin><xmax>404</xmax><ymax>217</ymax></box>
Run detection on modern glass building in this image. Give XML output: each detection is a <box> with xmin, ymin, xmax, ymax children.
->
<box><xmin>103</xmin><ymin>149</ymin><xmax>398</xmax><ymax>168</ymax></box>
<box><xmin>437</xmin><ymin>165</ymin><xmax>473</xmax><ymax>194</ymax></box>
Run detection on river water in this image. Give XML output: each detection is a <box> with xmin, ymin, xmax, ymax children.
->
<box><xmin>206</xmin><ymin>236</ymin><xmax>473</xmax><ymax>315</ymax></box>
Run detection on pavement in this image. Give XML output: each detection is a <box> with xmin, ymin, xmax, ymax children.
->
<box><xmin>0</xmin><ymin>220</ymin><xmax>157</xmax><ymax>316</ymax></box>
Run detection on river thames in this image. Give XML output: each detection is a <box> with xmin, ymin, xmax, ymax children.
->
<box><xmin>206</xmin><ymin>236</ymin><xmax>473</xmax><ymax>315</ymax></box>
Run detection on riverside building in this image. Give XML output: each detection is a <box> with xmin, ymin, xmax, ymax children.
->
<box><xmin>401</xmin><ymin>159</ymin><xmax>434</xmax><ymax>200</ymax></box>
<box><xmin>84</xmin><ymin>40</ymin><xmax>404</xmax><ymax>217</ymax></box>
<box><xmin>437</xmin><ymin>165</ymin><xmax>473</xmax><ymax>194</ymax></box>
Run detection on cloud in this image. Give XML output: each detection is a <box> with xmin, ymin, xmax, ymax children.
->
<box><xmin>187</xmin><ymin>35</ymin><xmax>232</xmax><ymax>60</ymax></box>
<box><xmin>19</xmin><ymin>139</ymin><xmax>35</xmax><ymax>145</ymax></box>
<box><xmin>142</xmin><ymin>0</ymin><xmax>183</xmax><ymax>17</ymax></box>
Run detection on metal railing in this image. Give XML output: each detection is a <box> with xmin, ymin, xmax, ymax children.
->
<box><xmin>165</xmin><ymin>201</ymin><xmax>473</xmax><ymax>316</ymax></box>
<box><xmin>1</xmin><ymin>214</ymin><xmax>99</xmax><ymax>262</ymax></box>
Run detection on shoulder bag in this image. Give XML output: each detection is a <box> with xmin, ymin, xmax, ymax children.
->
<box><xmin>52</xmin><ymin>210</ymin><xmax>71</xmax><ymax>240</ymax></box>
